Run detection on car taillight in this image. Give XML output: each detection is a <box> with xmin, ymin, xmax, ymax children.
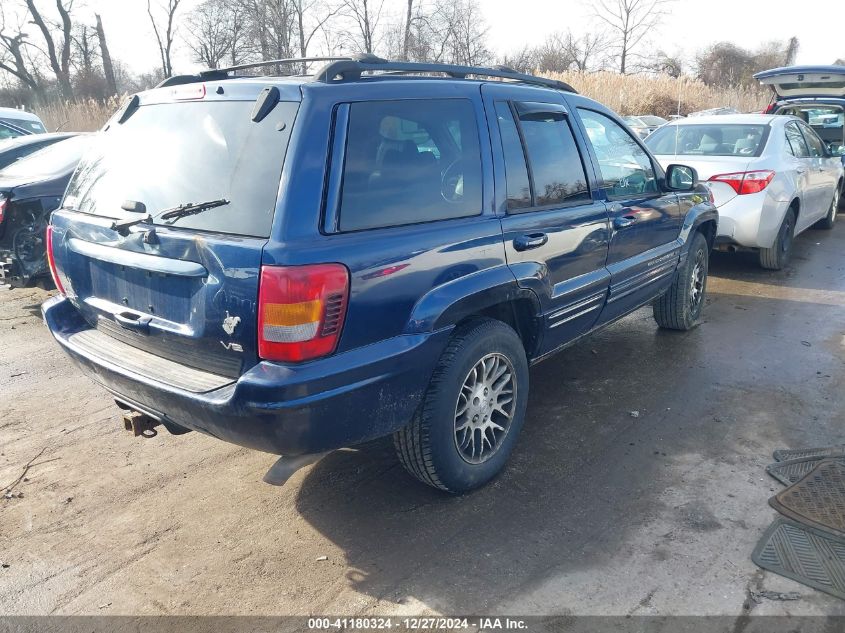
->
<box><xmin>762</xmin><ymin>103</ymin><xmax>775</xmax><ymax>114</ymax></box>
<box><xmin>258</xmin><ymin>264</ymin><xmax>349</xmax><ymax>362</ymax></box>
<box><xmin>709</xmin><ymin>170</ymin><xmax>775</xmax><ymax>195</ymax></box>
<box><xmin>45</xmin><ymin>224</ymin><xmax>66</xmax><ymax>295</ymax></box>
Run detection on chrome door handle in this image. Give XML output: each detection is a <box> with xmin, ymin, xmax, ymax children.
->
<box><xmin>613</xmin><ymin>216</ymin><xmax>638</xmax><ymax>229</ymax></box>
<box><xmin>513</xmin><ymin>233</ymin><xmax>548</xmax><ymax>251</ymax></box>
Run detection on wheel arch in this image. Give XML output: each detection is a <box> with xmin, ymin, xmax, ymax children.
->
<box><xmin>405</xmin><ymin>265</ymin><xmax>543</xmax><ymax>359</ymax></box>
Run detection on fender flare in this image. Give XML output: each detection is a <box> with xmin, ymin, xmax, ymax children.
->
<box><xmin>404</xmin><ymin>264</ymin><xmax>542</xmax><ymax>335</ymax></box>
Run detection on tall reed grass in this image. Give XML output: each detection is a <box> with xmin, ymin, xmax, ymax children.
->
<box><xmin>32</xmin><ymin>73</ymin><xmax>771</xmax><ymax>133</ymax></box>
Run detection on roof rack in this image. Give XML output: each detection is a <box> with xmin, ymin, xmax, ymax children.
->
<box><xmin>155</xmin><ymin>54</ymin><xmax>577</xmax><ymax>93</ymax></box>
<box><xmin>200</xmin><ymin>56</ymin><xmax>352</xmax><ymax>78</ymax></box>
<box><xmin>313</xmin><ymin>55</ymin><xmax>577</xmax><ymax>93</ymax></box>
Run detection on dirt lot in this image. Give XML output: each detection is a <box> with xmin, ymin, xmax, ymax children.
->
<box><xmin>1</xmin><ymin>223</ymin><xmax>845</xmax><ymax>618</ymax></box>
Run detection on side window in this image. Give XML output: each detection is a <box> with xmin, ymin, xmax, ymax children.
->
<box><xmin>785</xmin><ymin>122</ymin><xmax>810</xmax><ymax>157</ymax></box>
<box><xmin>799</xmin><ymin>123</ymin><xmax>825</xmax><ymax>157</ymax></box>
<box><xmin>494</xmin><ymin>101</ymin><xmax>531</xmax><ymax>210</ymax></box>
<box><xmin>515</xmin><ymin>103</ymin><xmax>591</xmax><ymax>208</ymax></box>
<box><xmin>338</xmin><ymin>99</ymin><xmax>482</xmax><ymax>232</ymax></box>
<box><xmin>577</xmin><ymin>109</ymin><xmax>658</xmax><ymax>198</ymax></box>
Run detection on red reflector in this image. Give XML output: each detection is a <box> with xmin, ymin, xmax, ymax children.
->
<box><xmin>170</xmin><ymin>83</ymin><xmax>206</xmax><ymax>100</ymax></box>
<box><xmin>45</xmin><ymin>225</ymin><xmax>66</xmax><ymax>295</ymax></box>
<box><xmin>709</xmin><ymin>170</ymin><xmax>774</xmax><ymax>195</ymax></box>
<box><xmin>258</xmin><ymin>264</ymin><xmax>349</xmax><ymax>363</ymax></box>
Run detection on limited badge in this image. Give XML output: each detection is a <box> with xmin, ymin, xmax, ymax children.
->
<box><xmin>222</xmin><ymin>311</ymin><xmax>241</xmax><ymax>336</ymax></box>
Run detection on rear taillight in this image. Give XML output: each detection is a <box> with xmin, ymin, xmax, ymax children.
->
<box><xmin>258</xmin><ymin>264</ymin><xmax>349</xmax><ymax>362</ymax></box>
<box><xmin>709</xmin><ymin>170</ymin><xmax>775</xmax><ymax>195</ymax></box>
<box><xmin>45</xmin><ymin>224</ymin><xmax>66</xmax><ymax>295</ymax></box>
<box><xmin>763</xmin><ymin>103</ymin><xmax>775</xmax><ymax>114</ymax></box>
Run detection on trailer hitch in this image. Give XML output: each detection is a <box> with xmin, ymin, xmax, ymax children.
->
<box><xmin>122</xmin><ymin>410</ymin><xmax>161</xmax><ymax>438</ymax></box>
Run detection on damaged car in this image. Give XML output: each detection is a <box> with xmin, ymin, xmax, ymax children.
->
<box><xmin>0</xmin><ymin>134</ymin><xmax>90</xmax><ymax>287</ymax></box>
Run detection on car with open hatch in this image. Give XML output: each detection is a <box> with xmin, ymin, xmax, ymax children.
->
<box><xmin>42</xmin><ymin>55</ymin><xmax>717</xmax><ymax>493</ymax></box>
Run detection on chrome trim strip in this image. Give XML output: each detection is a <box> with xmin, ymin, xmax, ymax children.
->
<box><xmin>68</xmin><ymin>238</ymin><xmax>207</xmax><ymax>278</ymax></box>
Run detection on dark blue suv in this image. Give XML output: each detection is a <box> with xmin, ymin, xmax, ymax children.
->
<box><xmin>43</xmin><ymin>56</ymin><xmax>717</xmax><ymax>493</ymax></box>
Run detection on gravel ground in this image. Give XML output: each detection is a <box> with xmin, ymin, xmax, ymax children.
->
<box><xmin>1</xmin><ymin>221</ymin><xmax>844</xmax><ymax>618</ymax></box>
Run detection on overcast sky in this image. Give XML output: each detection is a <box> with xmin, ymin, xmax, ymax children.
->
<box><xmin>37</xmin><ymin>0</ymin><xmax>845</xmax><ymax>76</ymax></box>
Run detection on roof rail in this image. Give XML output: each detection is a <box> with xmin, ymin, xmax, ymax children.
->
<box><xmin>313</xmin><ymin>55</ymin><xmax>577</xmax><ymax>93</ymax></box>
<box><xmin>200</xmin><ymin>56</ymin><xmax>352</xmax><ymax>78</ymax></box>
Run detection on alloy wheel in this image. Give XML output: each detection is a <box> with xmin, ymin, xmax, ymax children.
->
<box><xmin>454</xmin><ymin>353</ymin><xmax>516</xmax><ymax>464</ymax></box>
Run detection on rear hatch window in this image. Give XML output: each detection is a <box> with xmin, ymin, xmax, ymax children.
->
<box><xmin>646</xmin><ymin>124</ymin><xmax>769</xmax><ymax>157</ymax></box>
<box><xmin>65</xmin><ymin>99</ymin><xmax>297</xmax><ymax>237</ymax></box>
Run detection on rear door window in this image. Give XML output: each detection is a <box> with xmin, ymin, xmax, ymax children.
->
<box><xmin>337</xmin><ymin>99</ymin><xmax>482</xmax><ymax>232</ymax></box>
<box><xmin>494</xmin><ymin>101</ymin><xmax>531</xmax><ymax>211</ymax></box>
<box><xmin>513</xmin><ymin>102</ymin><xmax>591</xmax><ymax>209</ymax></box>
<box><xmin>64</xmin><ymin>100</ymin><xmax>297</xmax><ymax>238</ymax></box>
<box><xmin>798</xmin><ymin>122</ymin><xmax>826</xmax><ymax>157</ymax></box>
<box><xmin>785</xmin><ymin>122</ymin><xmax>810</xmax><ymax>157</ymax></box>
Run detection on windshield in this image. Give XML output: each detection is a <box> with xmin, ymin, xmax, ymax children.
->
<box><xmin>0</xmin><ymin>116</ymin><xmax>45</xmax><ymax>133</ymax></box>
<box><xmin>0</xmin><ymin>135</ymin><xmax>91</xmax><ymax>178</ymax></box>
<box><xmin>646</xmin><ymin>124</ymin><xmax>769</xmax><ymax>157</ymax></box>
<box><xmin>64</xmin><ymin>99</ymin><xmax>297</xmax><ymax>238</ymax></box>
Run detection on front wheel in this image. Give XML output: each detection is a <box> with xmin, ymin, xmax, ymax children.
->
<box><xmin>652</xmin><ymin>231</ymin><xmax>709</xmax><ymax>331</ymax></box>
<box><xmin>393</xmin><ymin>319</ymin><xmax>529</xmax><ymax>493</ymax></box>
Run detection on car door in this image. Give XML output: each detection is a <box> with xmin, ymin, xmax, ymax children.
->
<box><xmin>572</xmin><ymin>106</ymin><xmax>683</xmax><ymax>324</ymax></box>
<box><xmin>783</xmin><ymin>120</ymin><xmax>816</xmax><ymax>224</ymax></box>
<box><xmin>482</xmin><ymin>84</ymin><xmax>610</xmax><ymax>355</ymax></box>
<box><xmin>798</xmin><ymin>120</ymin><xmax>838</xmax><ymax>223</ymax></box>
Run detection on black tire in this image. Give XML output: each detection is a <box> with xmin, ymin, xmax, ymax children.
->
<box><xmin>652</xmin><ymin>231</ymin><xmax>708</xmax><ymax>331</ymax></box>
<box><xmin>839</xmin><ymin>180</ymin><xmax>845</xmax><ymax>211</ymax></box>
<box><xmin>393</xmin><ymin>319</ymin><xmax>529</xmax><ymax>493</ymax></box>
<box><xmin>759</xmin><ymin>208</ymin><xmax>796</xmax><ymax>270</ymax></box>
<box><xmin>815</xmin><ymin>184</ymin><xmax>840</xmax><ymax>230</ymax></box>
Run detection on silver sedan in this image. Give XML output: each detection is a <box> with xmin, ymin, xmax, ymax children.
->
<box><xmin>646</xmin><ymin>114</ymin><xmax>844</xmax><ymax>269</ymax></box>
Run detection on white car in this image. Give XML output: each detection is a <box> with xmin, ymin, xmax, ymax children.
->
<box><xmin>646</xmin><ymin>114</ymin><xmax>844</xmax><ymax>269</ymax></box>
<box><xmin>0</xmin><ymin>107</ymin><xmax>47</xmax><ymax>134</ymax></box>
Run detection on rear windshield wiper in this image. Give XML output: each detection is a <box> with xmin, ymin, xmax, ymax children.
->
<box><xmin>157</xmin><ymin>198</ymin><xmax>230</xmax><ymax>222</ymax></box>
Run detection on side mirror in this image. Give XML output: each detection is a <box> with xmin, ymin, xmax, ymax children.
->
<box><xmin>666</xmin><ymin>164</ymin><xmax>698</xmax><ymax>191</ymax></box>
<box><xmin>827</xmin><ymin>142</ymin><xmax>845</xmax><ymax>157</ymax></box>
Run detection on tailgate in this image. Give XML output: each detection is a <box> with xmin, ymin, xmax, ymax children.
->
<box><xmin>755</xmin><ymin>66</ymin><xmax>845</xmax><ymax>98</ymax></box>
<box><xmin>51</xmin><ymin>87</ymin><xmax>299</xmax><ymax>378</ymax></box>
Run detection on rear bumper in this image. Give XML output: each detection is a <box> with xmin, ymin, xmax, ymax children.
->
<box><xmin>43</xmin><ymin>295</ymin><xmax>449</xmax><ymax>455</ymax></box>
<box><xmin>715</xmin><ymin>189</ymin><xmax>788</xmax><ymax>249</ymax></box>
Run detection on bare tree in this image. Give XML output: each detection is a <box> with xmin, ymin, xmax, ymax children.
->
<box><xmin>147</xmin><ymin>0</ymin><xmax>182</xmax><ymax>79</ymax></box>
<box><xmin>187</xmin><ymin>0</ymin><xmax>237</xmax><ymax>68</ymax></box>
<box><xmin>591</xmin><ymin>0</ymin><xmax>673</xmax><ymax>74</ymax></box>
<box><xmin>23</xmin><ymin>0</ymin><xmax>75</xmax><ymax>99</ymax></box>
<box><xmin>401</xmin><ymin>0</ymin><xmax>413</xmax><ymax>60</ymax></box>
<box><xmin>95</xmin><ymin>14</ymin><xmax>117</xmax><ymax>96</ymax></box>
<box><xmin>784</xmin><ymin>36</ymin><xmax>799</xmax><ymax>66</ymax></box>
<box><xmin>340</xmin><ymin>0</ymin><xmax>384</xmax><ymax>54</ymax></box>
<box><xmin>292</xmin><ymin>0</ymin><xmax>341</xmax><ymax>71</ymax></box>
<box><xmin>0</xmin><ymin>8</ymin><xmax>43</xmax><ymax>99</ymax></box>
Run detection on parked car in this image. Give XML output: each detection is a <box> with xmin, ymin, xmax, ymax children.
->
<box><xmin>756</xmin><ymin>65</ymin><xmax>845</xmax><ymax>168</ymax></box>
<box><xmin>623</xmin><ymin>115</ymin><xmax>668</xmax><ymax>139</ymax></box>
<box><xmin>0</xmin><ymin>134</ymin><xmax>91</xmax><ymax>287</ymax></box>
<box><xmin>646</xmin><ymin>114</ymin><xmax>843</xmax><ymax>269</ymax></box>
<box><xmin>42</xmin><ymin>56</ymin><xmax>716</xmax><ymax>493</ymax></box>
<box><xmin>0</xmin><ymin>133</ymin><xmax>78</xmax><ymax>171</ymax></box>
<box><xmin>0</xmin><ymin>120</ymin><xmax>32</xmax><ymax>141</ymax></box>
<box><xmin>688</xmin><ymin>107</ymin><xmax>740</xmax><ymax>118</ymax></box>
<box><xmin>0</xmin><ymin>107</ymin><xmax>47</xmax><ymax>134</ymax></box>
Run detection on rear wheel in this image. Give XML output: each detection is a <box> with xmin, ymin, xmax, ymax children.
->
<box><xmin>759</xmin><ymin>208</ymin><xmax>796</xmax><ymax>270</ymax></box>
<box><xmin>653</xmin><ymin>231</ymin><xmax>708</xmax><ymax>331</ymax></box>
<box><xmin>815</xmin><ymin>185</ymin><xmax>839</xmax><ymax>230</ymax></box>
<box><xmin>393</xmin><ymin>319</ymin><xmax>529</xmax><ymax>493</ymax></box>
